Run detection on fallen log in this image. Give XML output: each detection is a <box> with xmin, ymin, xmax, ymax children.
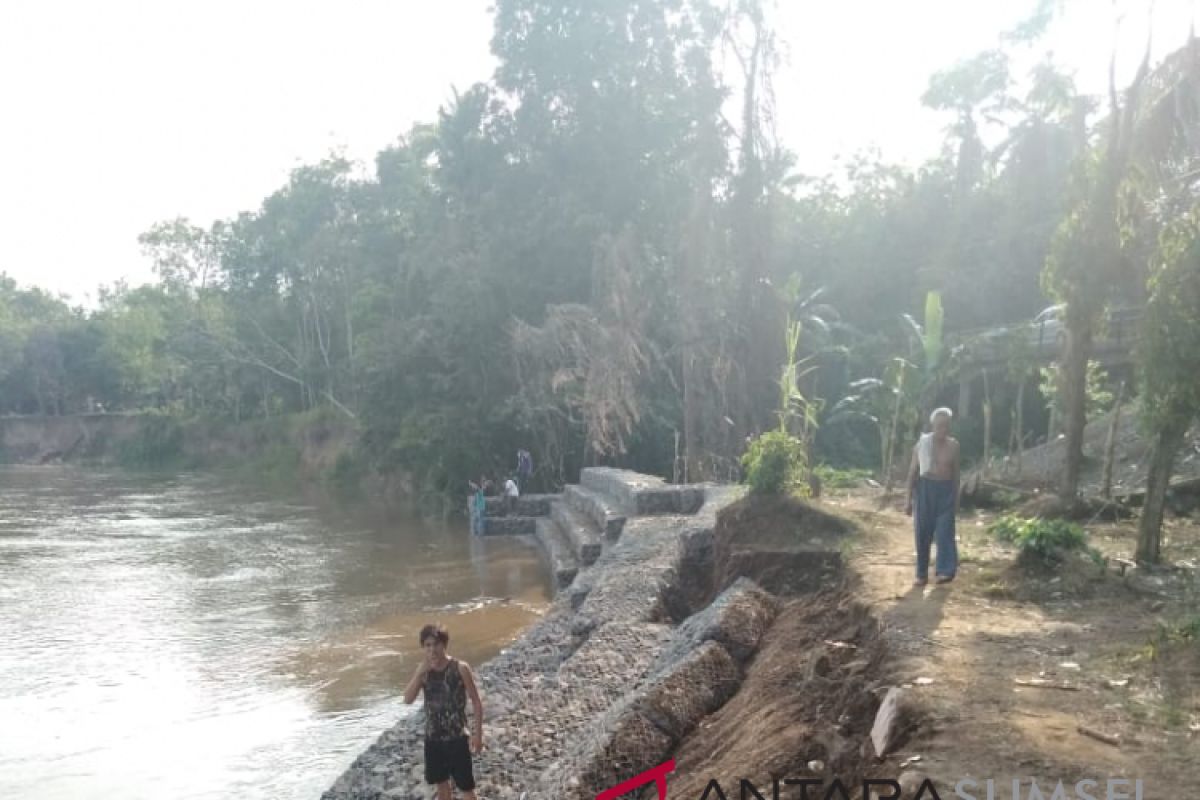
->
<box><xmin>959</xmin><ymin>477</ymin><xmax>1032</xmax><ymax>510</ymax></box>
<box><xmin>1076</xmin><ymin>725</ymin><xmax>1120</xmax><ymax>746</ymax></box>
<box><xmin>1014</xmin><ymin>678</ymin><xmax>1081</xmax><ymax>691</ymax></box>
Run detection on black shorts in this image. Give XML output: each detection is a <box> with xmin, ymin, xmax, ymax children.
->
<box><xmin>424</xmin><ymin>735</ymin><xmax>475</xmax><ymax>790</ymax></box>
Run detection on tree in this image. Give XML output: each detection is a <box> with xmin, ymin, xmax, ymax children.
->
<box><xmin>1042</xmin><ymin>37</ymin><xmax>1152</xmax><ymax>499</ymax></box>
<box><xmin>1124</xmin><ymin>35</ymin><xmax>1200</xmax><ymax>561</ymax></box>
<box><xmin>1136</xmin><ymin>209</ymin><xmax>1200</xmax><ymax>563</ymax></box>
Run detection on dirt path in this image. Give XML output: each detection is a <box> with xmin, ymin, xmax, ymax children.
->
<box><xmin>825</xmin><ymin>492</ymin><xmax>1199</xmax><ymax>796</ymax></box>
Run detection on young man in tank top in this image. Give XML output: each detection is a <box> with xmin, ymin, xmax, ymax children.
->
<box><xmin>904</xmin><ymin>407</ymin><xmax>961</xmax><ymax>586</ymax></box>
<box><xmin>404</xmin><ymin>623</ymin><xmax>484</xmax><ymax>799</ymax></box>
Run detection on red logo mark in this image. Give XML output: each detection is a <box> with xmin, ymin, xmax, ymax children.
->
<box><xmin>595</xmin><ymin>759</ymin><xmax>676</xmax><ymax>800</ymax></box>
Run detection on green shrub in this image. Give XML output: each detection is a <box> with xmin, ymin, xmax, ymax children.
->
<box><xmin>989</xmin><ymin>514</ymin><xmax>1096</xmax><ymax>566</ymax></box>
<box><xmin>741</xmin><ymin>430</ymin><xmax>806</xmax><ymax>496</ymax></box>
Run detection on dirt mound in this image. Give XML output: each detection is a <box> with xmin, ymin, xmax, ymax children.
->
<box><xmin>1012</xmin><ymin>493</ymin><xmax>1132</xmax><ymax>521</ymax></box>
<box><xmin>1000</xmin><ymin>404</ymin><xmax>1200</xmax><ymax>498</ymax></box>
<box><xmin>712</xmin><ymin>495</ymin><xmax>855</xmax><ymax>598</ymax></box>
<box><xmin>977</xmin><ymin>551</ymin><xmax>1113</xmax><ymax>603</ymax></box>
<box><xmin>665</xmin><ymin>590</ymin><xmax>895</xmax><ymax>797</ymax></box>
<box><xmin>659</xmin><ymin>495</ymin><xmax>908</xmax><ymax>798</ymax></box>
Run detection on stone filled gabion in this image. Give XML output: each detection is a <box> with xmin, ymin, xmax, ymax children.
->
<box><xmin>653</xmin><ymin>576</ymin><xmax>780</xmax><ymax>671</ymax></box>
<box><xmin>541</xmin><ymin>696</ymin><xmax>676</xmax><ymax>800</ymax></box>
<box><xmin>322</xmin><ymin>479</ymin><xmax>764</xmax><ymax>800</ymax></box>
<box><xmin>574</xmin><ymin>516</ymin><xmax>691</xmax><ymax>626</ymax></box>
<box><xmin>633</xmin><ymin>640</ymin><xmax>740</xmax><ymax>741</ymax></box>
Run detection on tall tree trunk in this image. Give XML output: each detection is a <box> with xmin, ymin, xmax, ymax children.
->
<box><xmin>1013</xmin><ymin>376</ymin><xmax>1026</xmax><ymax>475</ymax></box>
<box><xmin>679</xmin><ymin>175</ymin><xmax>711</xmax><ymax>482</ymax></box>
<box><xmin>1137</xmin><ymin>417</ymin><xmax>1187</xmax><ymax>564</ymax></box>
<box><xmin>682</xmin><ymin>348</ymin><xmax>697</xmax><ymax>482</ymax></box>
<box><xmin>883</xmin><ymin>373</ymin><xmax>906</xmax><ymax>493</ymax></box>
<box><xmin>1101</xmin><ymin>381</ymin><xmax>1126</xmax><ymax>499</ymax></box>
<box><xmin>1059</xmin><ymin>322</ymin><xmax>1092</xmax><ymax>499</ymax></box>
<box><xmin>730</xmin><ymin>13</ymin><xmax>773</xmax><ymax>440</ymax></box>
<box><xmin>982</xmin><ymin>369</ymin><xmax>992</xmax><ymax>479</ymax></box>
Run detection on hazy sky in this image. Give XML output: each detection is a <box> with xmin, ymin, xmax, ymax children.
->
<box><xmin>0</xmin><ymin>1</ymin><xmax>1193</xmax><ymax>304</ymax></box>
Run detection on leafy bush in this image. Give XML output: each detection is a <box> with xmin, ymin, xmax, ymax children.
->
<box><xmin>741</xmin><ymin>430</ymin><xmax>806</xmax><ymax>495</ymax></box>
<box><xmin>989</xmin><ymin>514</ymin><xmax>1096</xmax><ymax>566</ymax></box>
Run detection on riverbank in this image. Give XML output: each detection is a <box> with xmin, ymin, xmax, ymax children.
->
<box><xmin>323</xmin><ymin>472</ymin><xmax>887</xmax><ymax>800</ymax></box>
<box><xmin>325</xmin><ymin>473</ymin><xmax>1197</xmax><ymax>799</ymax></box>
<box><xmin>0</xmin><ymin>409</ymin><xmax>409</xmax><ymax>503</ymax></box>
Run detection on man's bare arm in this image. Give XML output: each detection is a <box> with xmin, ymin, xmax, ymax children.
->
<box><xmin>403</xmin><ymin>662</ymin><xmax>428</xmax><ymax>705</ymax></box>
<box><xmin>952</xmin><ymin>440</ymin><xmax>962</xmax><ymax>514</ymax></box>
<box><xmin>460</xmin><ymin>662</ymin><xmax>484</xmax><ymax>752</ymax></box>
<box><xmin>904</xmin><ymin>445</ymin><xmax>919</xmax><ymax>513</ymax></box>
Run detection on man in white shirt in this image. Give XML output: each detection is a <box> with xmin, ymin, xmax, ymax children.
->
<box><xmin>904</xmin><ymin>407</ymin><xmax>960</xmax><ymax>586</ymax></box>
<box><xmin>503</xmin><ymin>476</ymin><xmax>520</xmax><ymax>515</ymax></box>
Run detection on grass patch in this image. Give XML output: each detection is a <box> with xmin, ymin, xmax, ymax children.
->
<box><xmin>813</xmin><ymin>464</ymin><xmax>874</xmax><ymax>489</ymax></box>
<box><xmin>976</xmin><ymin>566</ymin><xmax>1015</xmax><ymax>600</ymax></box>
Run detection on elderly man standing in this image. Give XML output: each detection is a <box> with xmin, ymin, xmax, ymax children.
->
<box><xmin>905</xmin><ymin>407</ymin><xmax>961</xmax><ymax>585</ymax></box>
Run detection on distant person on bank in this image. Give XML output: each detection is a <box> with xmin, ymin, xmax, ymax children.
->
<box><xmin>468</xmin><ymin>479</ymin><xmax>488</xmax><ymax>536</ymax></box>
<box><xmin>404</xmin><ymin>623</ymin><xmax>484</xmax><ymax>800</ymax></box>
<box><xmin>905</xmin><ymin>407</ymin><xmax>960</xmax><ymax>585</ymax></box>
<box><xmin>516</xmin><ymin>448</ymin><xmax>533</xmax><ymax>492</ymax></box>
<box><xmin>503</xmin><ymin>476</ymin><xmax>519</xmax><ymax>515</ymax></box>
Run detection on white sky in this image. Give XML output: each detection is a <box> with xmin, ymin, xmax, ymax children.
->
<box><xmin>0</xmin><ymin>0</ymin><xmax>1194</xmax><ymax>305</ymax></box>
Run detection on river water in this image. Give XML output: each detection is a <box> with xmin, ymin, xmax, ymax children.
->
<box><xmin>0</xmin><ymin>466</ymin><xmax>552</xmax><ymax>800</ymax></box>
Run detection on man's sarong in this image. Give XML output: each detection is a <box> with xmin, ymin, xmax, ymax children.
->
<box><xmin>914</xmin><ymin>476</ymin><xmax>958</xmax><ymax>580</ymax></box>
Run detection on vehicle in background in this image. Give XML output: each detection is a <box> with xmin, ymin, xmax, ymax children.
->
<box><xmin>956</xmin><ymin>304</ymin><xmax>1142</xmax><ymax>364</ymax></box>
<box><xmin>1029</xmin><ymin>304</ymin><xmax>1141</xmax><ymax>356</ymax></box>
<box><xmin>1031</xmin><ymin>304</ymin><xmax>1066</xmax><ymax>354</ymax></box>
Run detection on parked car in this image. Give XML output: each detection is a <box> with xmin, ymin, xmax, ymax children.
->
<box><xmin>1030</xmin><ymin>303</ymin><xmax>1141</xmax><ymax>356</ymax></box>
<box><xmin>1031</xmin><ymin>304</ymin><xmax>1066</xmax><ymax>355</ymax></box>
<box><xmin>958</xmin><ymin>304</ymin><xmax>1141</xmax><ymax>363</ymax></box>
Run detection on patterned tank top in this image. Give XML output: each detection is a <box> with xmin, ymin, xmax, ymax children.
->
<box><xmin>423</xmin><ymin>658</ymin><xmax>468</xmax><ymax>741</ymax></box>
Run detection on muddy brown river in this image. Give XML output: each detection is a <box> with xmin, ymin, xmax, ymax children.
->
<box><xmin>0</xmin><ymin>466</ymin><xmax>551</xmax><ymax>799</ymax></box>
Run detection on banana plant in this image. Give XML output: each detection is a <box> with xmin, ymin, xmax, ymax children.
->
<box><xmin>827</xmin><ymin>355</ymin><xmax>917</xmax><ymax>487</ymax></box>
<box><xmin>899</xmin><ymin>290</ymin><xmax>961</xmax><ymax>440</ymax></box>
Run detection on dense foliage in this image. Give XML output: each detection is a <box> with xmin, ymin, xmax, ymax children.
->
<box><xmin>2</xmin><ymin>3</ymin><xmax>1196</xmax><ymax>517</ymax></box>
